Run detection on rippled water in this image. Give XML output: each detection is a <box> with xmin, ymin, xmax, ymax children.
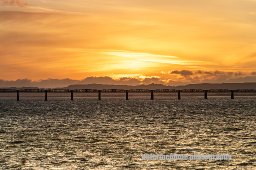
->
<box><xmin>0</xmin><ymin>95</ymin><xmax>255</xmax><ymax>169</ymax></box>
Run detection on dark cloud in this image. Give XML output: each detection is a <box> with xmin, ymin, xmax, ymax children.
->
<box><xmin>171</xmin><ymin>70</ymin><xmax>245</xmax><ymax>77</ymax></box>
<box><xmin>1</xmin><ymin>73</ymin><xmax>255</xmax><ymax>88</ymax></box>
<box><xmin>168</xmin><ymin>70</ymin><xmax>255</xmax><ymax>85</ymax></box>
<box><xmin>80</xmin><ymin>77</ymin><xmax>117</xmax><ymax>85</ymax></box>
<box><xmin>0</xmin><ymin>79</ymin><xmax>32</xmax><ymax>87</ymax></box>
<box><xmin>0</xmin><ymin>77</ymin><xmax>164</xmax><ymax>88</ymax></box>
<box><xmin>171</xmin><ymin>70</ymin><xmax>193</xmax><ymax>76</ymax></box>
<box><xmin>142</xmin><ymin>77</ymin><xmax>164</xmax><ymax>85</ymax></box>
<box><xmin>80</xmin><ymin>77</ymin><xmax>164</xmax><ymax>86</ymax></box>
<box><xmin>194</xmin><ymin>70</ymin><xmax>227</xmax><ymax>76</ymax></box>
<box><xmin>0</xmin><ymin>79</ymin><xmax>80</xmax><ymax>88</ymax></box>
<box><xmin>34</xmin><ymin>79</ymin><xmax>79</xmax><ymax>88</ymax></box>
<box><xmin>195</xmin><ymin>70</ymin><xmax>213</xmax><ymax>75</ymax></box>
<box><xmin>119</xmin><ymin>77</ymin><xmax>141</xmax><ymax>85</ymax></box>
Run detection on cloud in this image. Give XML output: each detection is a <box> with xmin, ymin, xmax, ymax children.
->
<box><xmin>119</xmin><ymin>77</ymin><xmax>141</xmax><ymax>85</ymax></box>
<box><xmin>0</xmin><ymin>0</ymin><xmax>28</xmax><ymax>7</ymax></box>
<box><xmin>80</xmin><ymin>77</ymin><xmax>164</xmax><ymax>86</ymax></box>
<box><xmin>34</xmin><ymin>79</ymin><xmax>79</xmax><ymax>88</ymax></box>
<box><xmin>0</xmin><ymin>79</ymin><xmax>32</xmax><ymax>87</ymax></box>
<box><xmin>80</xmin><ymin>77</ymin><xmax>117</xmax><ymax>85</ymax></box>
<box><xmin>171</xmin><ymin>70</ymin><xmax>245</xmax><ymax>77</ymax></box>
<box><xmin>1</xmin><ymin>72</ymin><xmax>256</xmax><ymax>88</ymax></box>
<box><xmin>167</xmin><ymin>70</ymin><xmax>254</xmax><ymax>85</ymax></box>
<box><xmin>142</xmin><ymin>77</ymin><xmax>165</xmax><ymax>85</ymax></box>
<box><xmin>0</xmin><ymin>77</ymin><xmax>165</xmax><ymax>88</ymax></box>
<box><xmin>0</xmin><ymin>79</ymin><xmax>79</xmax><ymax>88</ymax></box>
<box><xmin>170</xmin><ymin>70</ymin><xmax>193</xmax><ymax>76</ymax></box>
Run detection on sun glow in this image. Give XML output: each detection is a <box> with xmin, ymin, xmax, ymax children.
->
<box><xmin>110</xmin><ymin>73</ymin><xmax>159</xmax><ymax>80</ymax></box>
<box><xmin>103</xmin><ymin>51</ymin><xmax>185</xmax><ymax>70</ymax></box>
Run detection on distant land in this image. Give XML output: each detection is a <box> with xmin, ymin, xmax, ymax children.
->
<box><xmin>67</xmin><ymin>84</ymin><xmax>169</xmax><ymax>90</ymax></box>
<box><xmin>67</xmin><ymin>83</ymin><xmax>256</xmax><ymax>90</ymax></box>
<box><xmin>1</xmin><ymin>83</ymin><xmax>256</xmax><ymax>90</ymax></box>
<box><xmin>174</xmin><ymin>83</ymin><xmax>256</xmax><ymax>90</ymax></box>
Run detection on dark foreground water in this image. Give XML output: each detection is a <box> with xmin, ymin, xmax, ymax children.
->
<box><xmin>0</xmin><ymin>97</ymin><xmax>255</xmax><ymax>169</ymax></box>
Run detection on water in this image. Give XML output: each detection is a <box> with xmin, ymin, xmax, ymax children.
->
<box><xmin>0</xmin><ymin>96</ymin><xmax>255</xmax><ymax>169</ymax></box>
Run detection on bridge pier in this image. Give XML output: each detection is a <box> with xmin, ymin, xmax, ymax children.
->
<box><xmin>71</xmin><ymin>90</ymin><xmax>74</xmax><ymax>101</ymax></box>
<box><xmin>45</xmin><ymin>90</ymin><xmax>48</xmax><ymax>101</ymax></box>
<box><xmin>231</xmin><ymin>90</ymin><xmax>235</xmax><ymax>99</ymax></box>
<box><xmin>150</xmin><ymin>90</ymin><xmax>154</xmax><ymax>100</ymax></box>
<box><xmin>178</xmin><ymin>90</ymin><xmax>181</xmax><ymax>100</ymax></box>
<box><xmin>204</xmin><ymin>90</ymin><xmax>208</xmax><ymax>99</ymax></box>
<box><xmin>98</xmin><ymin>90</ymin><xmax>102</xmax><ymax>100</ymax></box>
<box><xmin>16</xmin><ymin>90</ymin><xmax>20</xmax><ymax>101</ymax></box>
<box><xmin>126</xmin><ymin>90</ymin><xmax>129</xmax><ymax>100</ymax></box>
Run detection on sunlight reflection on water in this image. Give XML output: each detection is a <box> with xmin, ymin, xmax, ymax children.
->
<box><xmin>0</xmin><ymin>96</ymin><xmax>255</xmax><ymax>169</ymax></box>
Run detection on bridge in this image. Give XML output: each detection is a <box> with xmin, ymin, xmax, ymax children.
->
<box><xmin>1</xmin><ymin>88</ymin><xmax>256</xmax><ymax>101</ymax></box>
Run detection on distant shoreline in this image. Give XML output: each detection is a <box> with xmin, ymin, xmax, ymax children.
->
<box><xmin>1</xmin><ymin>82</ymin><xmax>256</xmax><ymax>91</ymax></box>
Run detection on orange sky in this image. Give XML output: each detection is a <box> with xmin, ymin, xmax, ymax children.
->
<box><xmin>0</xmin><ymin>0</ymin><xmax>256</xmax><ymax>85</ymax></box>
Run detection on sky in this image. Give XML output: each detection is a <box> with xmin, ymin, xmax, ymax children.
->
<box><xmin>0</xmin><ymin>0</ymin><xmax>256</xmax><ymax>86</ymax></box>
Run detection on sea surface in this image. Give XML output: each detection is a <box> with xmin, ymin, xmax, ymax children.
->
<box><xmin>0</xmin><ymin>93</ymin><xmax>255</xmax><ymax>169</ymax></box>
